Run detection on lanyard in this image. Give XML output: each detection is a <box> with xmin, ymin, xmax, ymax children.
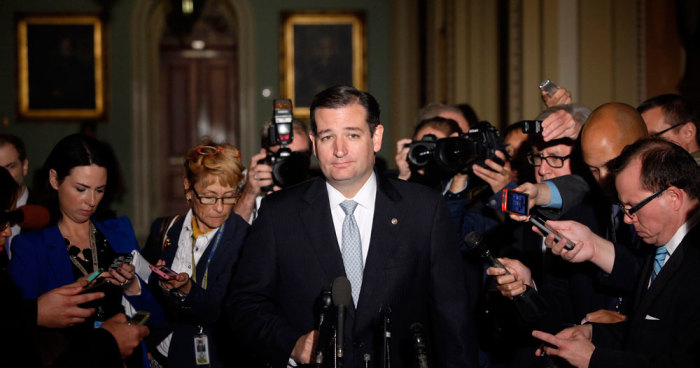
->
<box><xmin>190</xmin><ymin>222</ymin><xmax>225</xmax><ymax>290</ymax></box>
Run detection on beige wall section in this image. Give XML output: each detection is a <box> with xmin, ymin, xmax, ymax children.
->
<box><xmin>458</xmin><ymin>1</ymin><xmax>499</xmax><ymax>125</ymax></box>
<box><xmin>390</xmin><ymin>0</ymin><xmax>421</xmax><ymax>141</ymax></box>
<box><xmin>520</xmin><ymin>1</ymin><xmax>545</xmax><ymax>121</ymax></box>
<box><xmin>580</xmin><ymin>0</ymin><xmax>615</xmax><ymax>107</ymax></box>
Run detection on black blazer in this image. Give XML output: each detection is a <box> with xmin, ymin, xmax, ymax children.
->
<box><xmin>590</xmin><ymin>222</ymin><xmax>700</xmax><ymax>367</ymax></box>
<box><xmin>145</xmin><ymin>212</ymin><xmax>249</xmax><ymax>368</ymax></box>
<box><xmin>227</xmin><ymin>175</ymin><xmax>477</xmax><ymax>368</ymax></box>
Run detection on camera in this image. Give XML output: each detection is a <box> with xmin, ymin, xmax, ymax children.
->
<box><xmin>258</xmin><ymin>99</ymin><xmax>310</xmax><ymax>189</ymax></box>
<box><xmin>408</xmin><ymin>121</ymin><xmax>505</xmax><ymax>174</ymax></box>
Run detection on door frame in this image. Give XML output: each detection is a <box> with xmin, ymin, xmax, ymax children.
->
<box><xmin>130</xmin><ymin>0</ymin><xmax>256</xmax><ymax>236</ymax></box>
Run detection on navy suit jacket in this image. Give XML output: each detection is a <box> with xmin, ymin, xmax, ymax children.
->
<box><xmin>227</xmin><ymin>174</ymin><xmax>477</xmax><ymax>368</ymax></box>
<box><xmin>145</xmin><ymin>211</ymin><xmax>249</xmax><ymax>368</ymax></box>
<box><xmin>8</xmin><ymin>216</ymin><xmax>162</xmax><ymax>323</ymax></box>
<box><xmin>590</xmin><ymin>221</ymin><xmax>700</xmax><ymax>367</ymax></box>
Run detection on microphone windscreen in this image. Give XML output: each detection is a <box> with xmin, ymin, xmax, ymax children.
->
<box><xmin>332</xmin><ymin>276</ymin><xmax>352</xmax><ymax>307</ymax></box>
<box><xmin>463</xmin><ymin>231</ymin><xmax>483</xmax><ymax>251</ymax></box>
<box><xmin>18</xmin><ymin>205</ymin><xmax>50</xmax><ymax>230</ymax></box>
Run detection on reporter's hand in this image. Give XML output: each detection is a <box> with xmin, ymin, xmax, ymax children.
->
<box><xmin>533</xmin><ymin>324</ymin><xmax>594</xmax><ymax>368</ymax></box>
<box><xmin>291</xmin><ymin>330</ymin><xmax>318</xmax><ymax>364</ymax></box>
<box><xmin>541</xmin><ymin>109</ymin><xmax>583</xmax><ymax>142</ymax></box>
<box><xmin>486</xmin><ymin>258</ymin><xmax>533</xmax><ymax>298</ymax></box>
<box><xmin>471</xmin><ymin>150</ymin><xmax>512</xmax><ymax>193</ymax></box>
<box><xmin>395</xmin><ymin>138</ymin><xmax>412</xmax><ymax>181</ymax></box>
<box><xmin>537</xmin><ymin>220</ymin><xmax>615</xmax><ymax>274</ymax></box>
<box><xmin>37</xmin><ymin>280</ymin><xmax>104</xmax><ymax>328</ymax></box>
<box><xmin>100</xmin><ymin>313</ymin><xmax>150</xmax><ymax>358</ymax></box>
<box><xmin>106</xmin><ymin>263</ymin><xmax>140</xmax><ymax>296</ymax></box>
<box><xmin>244</xmin><ymin>149</ymin><xmax>276</xmax><ymax>196</ymax></box>
<box><xmin>541</xmin><ymin>87</ymin><xmax>572</xmax><ymax>108</ymax></box>
<box><xmin>581</xmin><ymin>309</ymin><xmax>626</xmax><ymax>324</ymax></box>
<box><xmin>155</xmin><ymin>260</ymin><xmax>192</xmax><ymax>295</ymax></box>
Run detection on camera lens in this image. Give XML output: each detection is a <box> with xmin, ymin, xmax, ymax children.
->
<box><xmin>409</xmin><ymin>145</ymin><xmax>433</xmax><ymax>166</ymax></box>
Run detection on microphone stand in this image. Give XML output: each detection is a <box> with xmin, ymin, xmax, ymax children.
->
<box><xmin>380</xmin><ymin>305</ymin><xmax>391</xmax><ymax>368</ymax></box>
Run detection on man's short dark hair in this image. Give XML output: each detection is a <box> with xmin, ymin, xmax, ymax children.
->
<box><xmin>0</xmin><ymin>134</ymin><xmax>27</xmax><ymax>161</ymax></box>
<box><xmin>309</xmin><ymin>85</ymin><xmax>381</xmax><ymax>136</ymax></box>
<box><xmin>412</xmin><ymin>116</ymin><xmax>461</xmax><ymax>139</ymax></box>
<box><xmin>637</xmin><ymin>94</ymin><xmax>699</xmax><ymax>144</ymax></box>
<box><xmin>610</xmin><ymin>138</ymin><xmax>700</xmax><ymax>199</ymax></box>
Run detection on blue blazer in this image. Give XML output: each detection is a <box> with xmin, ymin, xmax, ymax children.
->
<box><xmin>145</xmin><ymin>211</ymin><xmax>249</xmax><ymax>368</ymax></box>
<box><xmin>8</xmin><ymin>216</ymin><xmax>163</xmax><ymax>325</ymax></box>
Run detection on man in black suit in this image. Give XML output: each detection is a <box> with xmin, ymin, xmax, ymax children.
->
<box><xmin>532</xmin><ymin>138</ymin><xmax>700</xmax><ymax>367</ymax></box>
<box><xmin>228</xmin><ymin>86</ymin><xmax>476</xmax><ymax>367</ymax></box>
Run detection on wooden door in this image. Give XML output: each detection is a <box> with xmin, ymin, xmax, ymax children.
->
<box><xmin>159</xmin><ymin>49</ymin><xmax>238</xmax><ymax>215</ymax></box>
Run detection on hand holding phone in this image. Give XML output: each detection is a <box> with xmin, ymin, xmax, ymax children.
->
<box><xmin>529</xmin><ymin>214</ymin><xmax>575</xmax><ymax>250</ymax></box>
<box><xmin>110</xmin><ymin>253</ymin><xmax>134</xmax><ymax>270</ymax></box>
<box><xmin>501</xmin><ymin>189</ymin><xmax>530</xmax><ymax>216</ymax></box>
<box><xmin>128</xmin><ymin>311</ymin><xmax>151</xmax><ymax>325</ymax></box>
<box><xmin>149</xmin><ymin>264</ymin><xmax>178</xmax><ymax>280</ymax></box>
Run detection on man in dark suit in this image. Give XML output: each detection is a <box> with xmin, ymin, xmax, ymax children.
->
<box><xmin>532</xmin><ymin>138</ymin><xmax>700</xmax><ymax>367</ymax></box>
<box><xmin>228</xmin><ymin>86</ymin><xmax>476</xmax><ymax>368</ymax></box>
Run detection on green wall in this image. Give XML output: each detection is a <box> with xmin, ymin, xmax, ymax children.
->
<box><xmin>0</xmin><ymin>0</ymin><xmax>393</xmax><ymax>221</ymax></box>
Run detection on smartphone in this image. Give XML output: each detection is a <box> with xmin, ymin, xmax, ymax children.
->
<box><xmin>110</xmin><ymin>253</ymin><xmax>134</xmax><ymax>269</ymax></box>
<box><xmin>520</xmin><ymin>120</ymin><xmax>543</xmax><ymax>134</ymax></box>
<box><xmin>128</xmin><ymin>311</ymin><xmax>151</xmax><ymax>325</ymax></box>
<box><xmin>501</xmin><ymin>189</ymin><xmax>529</xmax><ymax>216</ymax></box>
<box><xmin>86</xmin><ymin>268</ymin><xmax>104</xmax><ymax>283</ymax></box>
<box><xmin>529</xmin><ymin>214</ymin><xmax>575</xmax><ymax>250</ymax></box>
<box><xmin>539</xmin><ymin>79</ymin><xmax>560</xmax><ymax>97</ymax></box>
<box><xmin>149</xmin><ymin>264</ymin><xmax>178</xmax><ymax>280</ymax></box>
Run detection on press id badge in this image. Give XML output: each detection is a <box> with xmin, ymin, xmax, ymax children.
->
<box><xmin>194</xmin><ymin>334</ymin><xmax>210</xmax><ymax>366</ymax></box>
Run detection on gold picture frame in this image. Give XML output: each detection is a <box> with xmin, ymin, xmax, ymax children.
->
<box><xmin>280</xmin><ymin>11</ymin><xmax>366</xmax><ymax>118</ymax></box>
<box><xmin>17</xmin><ymin>14</ymin><xmax>105</xmax><ymax>120</ymax></box>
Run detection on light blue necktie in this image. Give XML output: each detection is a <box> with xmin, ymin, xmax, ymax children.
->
<box><xmin>650</xmin><ymin>246</ymin><xmax>668</xmax><ymax>284</ymax></box>
<box><xmin>340</xmin><ymin>200</ymin><xmax>363</xmax><ymax>305</ymax></box>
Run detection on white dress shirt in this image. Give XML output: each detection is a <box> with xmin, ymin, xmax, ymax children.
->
<box><xmin>326</xmin><ymin>172</ymin><xmax>377</xmax><ymax>264</ymax></box>
<box><xmin>157</xmin><ymin>209</ymin><xmax>221</xmax><ymax>357</ymax></box>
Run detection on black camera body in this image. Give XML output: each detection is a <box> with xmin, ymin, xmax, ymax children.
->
<box><xmin>408</xmin><ymin>121</ymin><xmax>505</xmax><ymax>174</ymax></box>
<box><xmin>258</xmin><ymin>99</ymin><xmax>309</xmax><ymax>190</ymax></box>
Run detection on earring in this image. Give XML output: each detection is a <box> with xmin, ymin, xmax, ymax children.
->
<box><xmin>185</xmin><ymin>197</ymin><xmax>192</xmax><ymax>206</ymax></box>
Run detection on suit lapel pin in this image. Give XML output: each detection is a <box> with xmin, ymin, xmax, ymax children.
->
<box><xmin>391</xmin><ymin>218</ymin><xmax>398</xmax><ymax>225</ymax></box>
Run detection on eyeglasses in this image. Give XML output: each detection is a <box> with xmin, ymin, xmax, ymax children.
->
<box><xmin>619</xmin><ymin>187</ymin><xmax>667</xmax><ymax>217</ymax></box>
<box><xmin>191</xmin><ymin>189</ymin><xmax>241</xmax><ymax>205</ymax></box>
<box><xmin>195</xmin><ymin>145</ymin><xmax>241</xmax><ymax>158</ymax></box>
<box><xmin>196</xmin><ymin>146</ymin><xmax>224</xmax><ymax>156</ymax></box>
<box><xmin>652</xmin><ymin>122</ymin><xmax>688</xmax><ymax>138</ymax></box>
<box><xmin>527</xmin><ymin>152</ymin><xmax>571</xmax><ymax>168</ymax></box>
<box><xmin>0</xmin><ymin>221</ymin><xmax>12</xmax><ymax>232</ymax></box>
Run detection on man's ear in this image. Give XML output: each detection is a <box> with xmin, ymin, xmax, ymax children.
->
<box><xmin>309</xmin><ymin>133</ymin><xmax>317</xmax><ymax>157</ymax></box>
<box><xmin>22</xmin><ymin>159</ymin><xmax>28</xmax><ymax>177</ymax></box>
<box><xmin>372</xmin><ymin>125</ymin><xmax>384</xmax><ymax>153</ymax></box>
<box><xmin>681</xmin><ymin>122</ymin><xmax>696</xmax><ymax>143</ymax></box>
<box><xmin>49</xmin><ymin>169</ymin><xmax>59</xmax><ymax>190</ymax></box>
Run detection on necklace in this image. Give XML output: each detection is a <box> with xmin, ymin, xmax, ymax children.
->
<box><xmin>66</xmin><ymin>221</ymin><xmax>99</xmax><ymax>276</ymax></box>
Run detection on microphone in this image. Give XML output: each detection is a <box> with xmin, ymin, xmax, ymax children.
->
<box><xmin>379</xmin><ymin>305</ymin><xmax>391</xmax><ymax>368</ymax></box>
<box><xmin>0</xmin><ymin>205</ymin><xmax>50</xmax><ymax>230</ymax></box>
<box><xmin>465</xmin><ymin>231</ymin><xmax>549</xmax><ymax>323</ymax></box>
<box><xmin>464</xmin><ymin>231</ymin><xmax>509</xmax><ymax>273</ymax></box>
<box><xmin>314</xmin><ymin>283</ymin><xmax>335</xmax><ymax>366</ymax></box>
<box><xmin>332</xmin><ymin>276</ymin><xmax>352</xmax><ymax>365</ymax></box>
<box><xmin>410</xmin><ymin>323</ymin><xmax>430</xmax><ymax>368</ymax></box>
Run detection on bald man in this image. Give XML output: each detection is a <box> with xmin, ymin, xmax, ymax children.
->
<box><xmin>581</xmin><ymin>103</ymin><xmax>648</xmax><ymax>192</ymax></box>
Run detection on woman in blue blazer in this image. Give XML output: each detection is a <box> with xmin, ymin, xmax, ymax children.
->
<box><xmin>142</xmin><ymin>139</ymin><xmax>248</xmax><ymax>368</ymax></box>
<box><xmin>8</xmin><ymin>134</ymin><xmax>162</xmax><ymax>367</ymax></box>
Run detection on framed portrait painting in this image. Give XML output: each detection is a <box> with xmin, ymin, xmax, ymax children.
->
<box><xmin>17</xmin><ymin>14</ymin><xmax>105</xmax><ymax>120</ymax></box>
<box><xmin>280</xmin><ymin>11</ymin><xmax>366</xmax><ymax>118</ymax></box>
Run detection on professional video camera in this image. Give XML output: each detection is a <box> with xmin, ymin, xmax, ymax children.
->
<box><xmin>258</xmin><ymin>99</ymin><xmax>310</xmax><ymax>189</ymax></box>
<box><xmin>407</xmin><ymin>121</ymin><xmax>505</xmax><ymax>174</ymax></box>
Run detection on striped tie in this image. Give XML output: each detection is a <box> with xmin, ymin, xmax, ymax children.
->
<box><xmin>340</xmin><ymin>200</ymin><xmax>363</xmax><ymax>306</ymax></box>
<box><xmin>650</xmin><ymin>246</ymin><xmax>668</xmax><ymax>283</ymax></box>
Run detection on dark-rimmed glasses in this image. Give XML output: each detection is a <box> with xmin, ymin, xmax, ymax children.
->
<box><xmin>652</xmin><ymin>122</ymin><xmax>688</xmax><ymax>138</ymax></box>
<box><xmin>619</xmin><ymin>187</ymin><xmax>667</xmax><ymax>217</ymax></box>
<box><xmin>527</xmin><ymin>152</ymin><xmax>571</xmax><ymax>168</ymax></box>
<box><xmin>192</xmin><ymin>189</ymin><xmax>241</xmax><ymax>205</ymax></box>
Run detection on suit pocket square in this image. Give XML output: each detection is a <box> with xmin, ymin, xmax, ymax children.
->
<box><xmin>645</xmin><ymin>315</ymin><xmax>660</xmax><ymax>321</ymax></box>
